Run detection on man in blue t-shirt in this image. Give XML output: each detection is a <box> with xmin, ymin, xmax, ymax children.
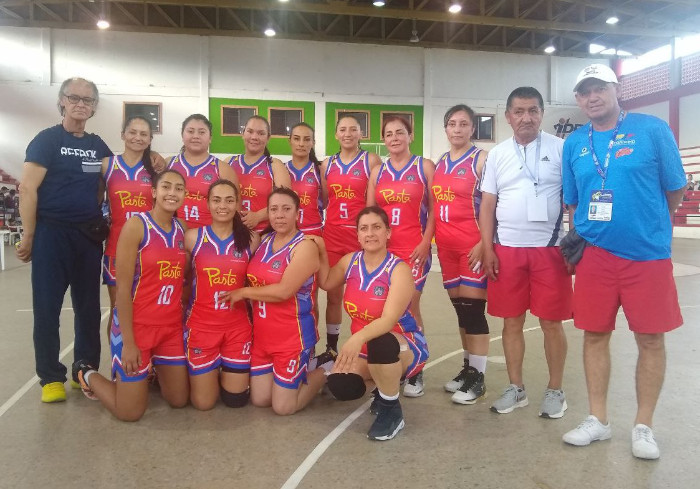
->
<box><xmin>17</xmin><ymin>77</ymin><xmax>112</xmax><ymax>403</ymax></box>
<box><xmin>560</xmin><ymin>64</ymin><xmax>686</xmax><ymax>460</ymax></box>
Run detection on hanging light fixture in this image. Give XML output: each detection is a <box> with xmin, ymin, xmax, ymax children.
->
<box><xmin>448</xmin><ymin>2</ymin><xmax>462</xmax><ymax>14</ymax></box>
<box><xmin>410</xmin><ymin>19</ymin><xmax>419</xmax><ymax>43</ymax></box>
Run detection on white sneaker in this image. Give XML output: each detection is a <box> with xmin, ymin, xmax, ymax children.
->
<box><xmin>632</xmin><ymin>424</ymin><xmax>660</xmax><ymax>460</ymax></box>
<box><xmin>403</xmin><ymin>371</ymin><xmax>424</xmax><ymax>398</ymax></box>
<box><xmin>562</xmin><ymin>415</ymin><xmax>612</xmax><ymax>446</ymax></box>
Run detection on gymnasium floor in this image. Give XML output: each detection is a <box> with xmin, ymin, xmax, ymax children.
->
<box><xmin>0</xmin><ymin>239</ymin><xmax>698</xmax><ymax>489</ymax></box>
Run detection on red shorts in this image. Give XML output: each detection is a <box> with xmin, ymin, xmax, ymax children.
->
<box><xmin>573</xmin><ymin>246</ymin><xmax>683</xmax><ymax>334</ymax></box>
<box><xmin>186</xmin><ymin>325</ymin><xmax>252</xmax><ymax>375</ymax></box>
<box><xmin>102</xmin><ymin>254</ymin><xmax>117</xmax><ymax>286</ymax></box>
<box><xmin>390</xmin><ymin>247</ymin><xmax>431</xmax><ymax>292</ymax></box>
<box><xmin>487</xmin><ymin>245</ymin><xmax>572</xmax><ymax>320</ymax></box>
<box><xmin>300</xmin><ymin>226</ymin><xmax>323</xmax><ymax>237</ymax></box>
<box><xmin>111</xmin><ymin>321</ymin><xmax>186</xmax><ymax>383</ymax></box>
<box><xmin>436</xmin><ymin>247</ymin><xmax>487</xmax><ymax>290</ymax></box>
<box><xmin>250</xmin><ymin>344</ymin><xmax>313</xmax><ymax>390</ymax></box>
<box><xmin>324</xmin><ymin>225</ymin><xmax>359</xmax><ymax>266</ymax></box>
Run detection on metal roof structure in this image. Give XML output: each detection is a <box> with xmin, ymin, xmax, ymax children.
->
<box><xmin>1</xmin><ymin>0</ymin><xmax>699</xmax><ymax>57</ymax></box>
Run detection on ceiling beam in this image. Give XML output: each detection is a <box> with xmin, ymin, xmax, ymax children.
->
<box><xmin>2</xmin><ymin>1</ymin><xmax>696</xmax><ymax>37</ymax></box>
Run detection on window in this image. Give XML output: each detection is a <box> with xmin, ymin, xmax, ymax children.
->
<box><xmin>123</xmin><ymin>102</ymin><xmax>162</xmax><ymax>134</ymax></box>
<box><xmin>336</xmin><ymin>110</ymin><xmax>370</xmax><ymax>139</ymax></box>
<box><xmin>380</xmin><ymin>111</ymin><xmax>414</xmax><ymax>134</ymax></box>
<box><xmin>474</xmin><ymin>114</ymin><xmax>494</xmax><ymax>141</ymax></box>
<box><xmin>221</xmin><ymin>106</ymin><xmax>257</xmax><ymax>136</ymax></box>
<box><xmin>269</xmin><ymin>108</ymin><xmax>303</xmax><ymax>137</ymax></box>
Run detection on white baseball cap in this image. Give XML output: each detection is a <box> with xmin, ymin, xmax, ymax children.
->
<box><xmin>574</xmin><ymin>64</ymin><xmax>619</xmax><ymax>92</ymax></box>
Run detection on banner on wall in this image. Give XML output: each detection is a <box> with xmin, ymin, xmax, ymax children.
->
<box><xmin>544</xmin><ymin>108</ymin><xmax>589</xmax><ymax>139</ymax></box>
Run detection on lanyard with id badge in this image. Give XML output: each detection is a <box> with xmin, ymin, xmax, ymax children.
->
<box><xmin>514</xmin><ymin>132</ymin><xmax>547</xmax><ymax>221</ymax></box>
<box><xmin>587</xmin><ymin>111</ymin><xmax>625</xmax><ymax>222</ymax></box>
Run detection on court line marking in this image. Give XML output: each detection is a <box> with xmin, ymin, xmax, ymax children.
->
<box><xmin>280</xmin><ymin>324</ymin><xmax>546</xmax><ymax>489</ymax></box>
<box><xmin>281</xmin><ymin>304</ymin><xmax>700</xmax><ymax>488</ymax></box>
<box><xmin>0</xmin><ymin>309</ymin><xmax>110</xmax><ymax>418</ymax></box>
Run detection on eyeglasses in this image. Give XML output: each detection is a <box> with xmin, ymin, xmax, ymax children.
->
<box><xmin>63</xmin><ymin>93</ymin><xmax>97</xmax><ymax>106</ymax></box>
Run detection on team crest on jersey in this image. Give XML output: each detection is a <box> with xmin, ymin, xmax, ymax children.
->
<box><xmin>407</xmin><ymin>175</ymin><xmax>416</xmax><ymax>182</ymax></box>
<box><xmin>194</xmin><ymin>348</ymin><xmax>202</xmax><ymax>355</ymax></box>
<box><xmin>141</xmin><ymin>174</ymin><xmax>151</xmax><ymax>183</ymax></box>
<box><xmin>204</xmin><ymin>173</ymin><xmax>213</xmax><ymax>181</ymax></box>
<box><xmin>457</xmin><ymin>168</ymin><xmax>466</xmax><ymax>176</ymax></box>
<box><xmin>373</xmin><ymin>286</ymin><xmax>385</xmax><ymax>296</ymax></box>
<box><xmin>352</xmin><ymin>169</ymin><xmax>361</xmax><ymax>176</ymax></box>
<box><xmin>177</xmin><ymin>240</ymin><xmax>184</xmax><ymax>250</ymax></box>
<box><xmin>256</xmin><ymin>169</ymin><xmax>265</xmax><ymax>176</ymax></box>
<box><xmin>233</xmin><ymin>250</ymin><xmax>243</xmax><ymax>258</ymax></box>
<box><xmin>306</xmin><ymin>176</ymin><xmax>315</xmax><ymax>184</ymax></box>
<box><xmin>272</xmin><ymin>260</ymin><xmax>282</xmax><ymax>269</ymax></box>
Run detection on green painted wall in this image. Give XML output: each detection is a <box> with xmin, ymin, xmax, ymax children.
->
<box><xmin>209</xmin><ymin>98</ymin><xmax>315</xmax><ymax>155</ymax></box>
<box><xmin>325</xmin><ymin>102</ymin><xmax>424</xmax><ymax>157</ymax></box>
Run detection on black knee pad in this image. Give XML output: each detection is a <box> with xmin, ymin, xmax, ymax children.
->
<box><xmin>327</xmin><ymin>373</ymin><xmax>366</xmax><ymax>401</ymax></box>
<box><xmin>220</xmin><ymin>387</ymin><xmax>249</xmax><ymax>408</ymax></box>
<box><xmin>451</xmin><ymin>298</ymin><xmax>489</xmax><ymax>335</ymax></box>
<box><xmin>366</xmin><ymin>333</ymin><xmax>401</xmax><ymax>364</ymax></box>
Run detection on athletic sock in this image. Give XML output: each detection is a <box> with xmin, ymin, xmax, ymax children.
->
<box><xmin>326</xmin><ymin>323</ymin><xmax>341</xmax><ymax>351</ymax></box>
<box><xmin>468</xmin><ymin>354</ymin><xmax>487</xmax><ymax>374</ymax></box>
<box><xmin>378</xmin><ymin>390</ymin><xmax>399</xmax><ymax>403</ymax></box>
<box><xmin>463</xmin><ymin>350</ymin><xmax>470</xmax><ymax>362</ymax></box>
<box><xmin>83</xmin><ymin>369</ymin><xmax>96</xmax><ymax>386</ymax></box>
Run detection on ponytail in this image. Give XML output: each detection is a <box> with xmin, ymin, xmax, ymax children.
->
<box><xmin>309</xmin><ymin>148</ymin><xmax>320</xmax><ymax>168</ymax></box>
<box><xmin>142</xmin><ymin>144</ymin><xmax>156</xmax><ymax>180</ymax></box>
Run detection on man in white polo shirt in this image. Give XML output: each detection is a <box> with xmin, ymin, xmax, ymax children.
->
<box><xmin>480</xmin><ymin>86</ymin><xmax>572</xmax><ymax>419</ymax></box>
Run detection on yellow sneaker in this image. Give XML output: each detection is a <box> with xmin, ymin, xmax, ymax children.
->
<box><xmin>69</xmin><ymin>380</ymin><xmax>81</xmax><ymax>389</ymax></box>
<box><xmin>41</xmin><ymin>382</ymin><xmax>66</xmax><ymax>403</ymax></box>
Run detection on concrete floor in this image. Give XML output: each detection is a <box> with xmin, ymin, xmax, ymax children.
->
<box><xmin>0</xmin><ymin>239</ymin><xmax>699</xmax><ymax>489</ymax></box>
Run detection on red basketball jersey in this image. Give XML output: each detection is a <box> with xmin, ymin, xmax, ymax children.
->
<box><xmin>432</xmin><ymin>147</ymin><xmax>482</xmax><ymax>250</ymax></box>
<box><xmin>131</xmin><ymin>212</ymin><xmax>187</xmax><ymax>326</ymax></box>
<box><xmin>228</xmin><ymin>154</ymin><xmax>274</xmax><ymax>233</ymax></box>
<box><xmin>186</xmin><ymin>226</ymin><xmax>252</xmax><ymax>330</ymax></box>
<box><xmin>374</xmin><ymin>155</ymin><xmax>429</xmax><ymax>253</ymax></box>
<box><xmin>167</xmin><ymin>153</ymin><xmax>221</xmax><ymax>228</ymax></box>
<box><xmin>324</xmin><ymin>150</ymin><xmax>372</xmax><ymax>229</ymax></box>
<box><xmin>343</xmin><ymin>251</ymin><xmax>419</xmax><ymax>336</ymax></box>
<box><xmin>246</xmin><ymin>231</ymin><xmax>318</xmax><ymax>352</ymax></box>
<box><xmin>104</xmin><ymin>156</ymin><xmax>153</xmax><ymax>256</ymax></box>
<box><xmin>285</xmin><ymin>160</ymin><xmax>323</xmax><ymax>234</ymax></box>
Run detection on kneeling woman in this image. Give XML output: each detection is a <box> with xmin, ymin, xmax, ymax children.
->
<box><xmin>76</xmin><ymin>170</ymin><xmax>189</xmax><ymax>421</ymax></box>
<box><xmin>185</xmin><ymin>180</ymin><xmax>260</xmax><ymax>410</ymax></box>
<box><xmin>224</xmin><ymin>187</ymin><xmax>330</xmax><ymax>415</ymax></box>
<box><xmin>313</xmin><ymin>206</ymin><xmax>429</xmax><ymax>441</ymax></box>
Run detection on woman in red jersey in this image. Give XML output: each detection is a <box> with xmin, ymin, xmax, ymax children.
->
<box><xmin>75</xmin><ymin>170</ymin><xmax>189</xmax><ymax>421</ymax></box>
<box><xmin>320</xmin><ymin>115</ymin><xmax>381</xmax><ymax>353</ymax></box>
<box><xmin>185</xmin><ymin>179</ymin><xmax>260</xmax><ymax>410</ymax></box>
<box><xmin>228</xmin><ymin>115</ymin><xmax>291</xmax><ymax>233</ymax></box>
<box><xmin>284</xmin><ymin>122</ymin><xmax>324</xmax><ymax>236</ymax></box>
<box><xmin>168</xmin><ymin>114</ymin><xmax>239</xmax><ymax>228</ymax></box>
<box><xmin>367</xmin><ymin>116</ymin><xmax>435</xmax><ymax>398</ymax></box>
<box><xmin>224</xmin><ymin>187</ymin><xmax>332</xmax><ymax>415</ymax></box>
<box><xmin>101</xmin><ymin>116</ymin><xmax>165</xmax><ymax>336</ymax></box>
<box><xmin>433</xmin><ymin>105</ymin><xmax>490</xmax><ymax>406</ymax></box>
<box><xmin>310</xmin><ymin>206</ymin><xmax>429</xmax><ymax>441</ymax></box>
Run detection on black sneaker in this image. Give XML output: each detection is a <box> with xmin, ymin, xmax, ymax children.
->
<box><xmin>313</xmin><ymin>346</ymin><xmax>337</xmax><ymax>373</ymax></box>
<box><xmin>450</xmin><ymin>367</ymin><xmax>486</xmax><ymax>405</ymax></box>
<box><xmin>444</xmin><ymin>360</ymin><xmax>470</xmax><ymax>393</ymax></box>
<box><xmin>72</xmin><ymin>360</ymin><xmax>98</xmax><ymax>401</ymax></box>
<box><xmin>369</xmin><ymin>388</ymin><xmax>379</xmax><ymax>415</ymax></box>
<box><xmin>367</xmin><ymin>398</ymin><xmax>405</xmax><ymax>441</ymax></box>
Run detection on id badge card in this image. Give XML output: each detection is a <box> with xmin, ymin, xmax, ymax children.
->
<box><xmin>527</xmin><ymin>192</ymin><xmax>548</xmax><ymax>221</ymax></box>
<box><xmin>588</xmin><ymin>189</ymin><xmax>614</xmax><ymax>221</ymax></box>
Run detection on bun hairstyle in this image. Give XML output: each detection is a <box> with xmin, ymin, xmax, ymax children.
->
<box><xmin>356</xmin><ymin>205</ymin><xmax>390</xmax><ymax>229</ymax></box>
<box><xmin>122</xmin><ymin>115</ymin><xmax>156</xmax><ymax>180</ymax></box>
<box><xmin>181</xmin><ymin>114</ymin><xmax>213</xmax><ymax>134</ymax></box>
<box><xmin>244</xmin><ymin>115</ymin><xmax>273</xmax><ymax>165</ymax></box>
<box><xmin>207</xmin><ymin>179</ymin><xmax>252</xmax><ymax>252</ymax></box>
<box><xmin>289</xmin><ymin>122</ymin><xmax>320</xmax><ymax>167</ymax></box>
<box><xmin>443</xmin><ymin>104</ymin><xmax>477</xmax><ymax>128</ymax></box>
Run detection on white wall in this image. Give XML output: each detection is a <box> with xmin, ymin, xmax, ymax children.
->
<box><xmin>0</xmin><ymin>26</ymin><xmax>605</xmax><ymax>178</ymax></box>
<box><xmin>628</xmin><ymin>101</ymin><xmax>670</xmax><ymax>123</ymax></box>
<box><xmin>679</xmin><ymin>93</ymin><xmax>700</xmax><ymax>149</ymax></box>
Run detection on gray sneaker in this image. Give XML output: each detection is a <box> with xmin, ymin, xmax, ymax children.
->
<box><xmin>490</xmin><ymin>384</ymin><xmax>528</xmax><ymax>414</ymax></box>
<box><xmin>539</xmin><ymin>388</ymin><xmax>568</xmax><ymax>419</ymax></box>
